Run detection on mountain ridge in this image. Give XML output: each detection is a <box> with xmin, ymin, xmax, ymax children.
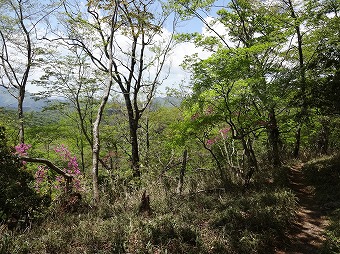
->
<box><xmin>0</xmin><ymin>87</ymin><xmax>49</xmax><ymax>111</ymax></box>
<box><xmin>0</xmin><ymin>87</ymin><xmax>181</xmax><ymax>112</ymax></box>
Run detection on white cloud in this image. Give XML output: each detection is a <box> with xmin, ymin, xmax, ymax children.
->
<box><xmin>158</xmin><ymin>17</ymin><xmax>234</xmax><ymax>95</ymax></box>
<box><xmin>158</xmin><ymin>34</ymin><xmax>213</xmax><ymax>95</ymax></box>
<box><xmin>202</xmin><ymin>16</ymin><xmax>227</xmax><ymax>37</ymax></box>
<box><xmin>24</xmin><ymin>13</ymin><xmax>224</xmax><ymax>98</ymax></box>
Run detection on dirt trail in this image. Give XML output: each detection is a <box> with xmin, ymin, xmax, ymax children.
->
<box><xmin>276</xmin><ymin>163</ymin><xmax>329</xmax><ymax>254</ymax></box>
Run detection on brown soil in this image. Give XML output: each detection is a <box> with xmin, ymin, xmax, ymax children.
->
<box><xmin>275</xmin><ymin>163</ymin><xmax>329</xmax><ymax>254</ymax></box>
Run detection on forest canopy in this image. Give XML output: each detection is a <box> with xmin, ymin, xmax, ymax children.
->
<box><xmin>0</xmin><ymin>0</ymin><xmax>340</xmax><ymax>253</ymax></box>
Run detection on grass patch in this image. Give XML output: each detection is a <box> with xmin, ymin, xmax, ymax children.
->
<box><xmin>1</xmin><ymin>167</ymin><xmax>298</xmax><ymax>254</ymax></box>
<box><xmin>302</xmin><ymin>155</ymin><xmax>340</xmax><ymax>253</ymax></box>
<box><xmin>211</xmin><ymin>189</ymin><xmax>296</xmax><ymax>253</ymax></box>
<box><xmin>303</xmin><ymin>155</ymin><xmax>340</xmax><ymax>203</ymax></box>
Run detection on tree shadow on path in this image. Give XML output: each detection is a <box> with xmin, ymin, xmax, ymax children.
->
<box><xmin>276</xmin><ymin>163</ymin><xmax>329</xmax><ymax>254</ymax></box>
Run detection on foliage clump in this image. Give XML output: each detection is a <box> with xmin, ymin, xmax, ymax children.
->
<box><xmin>0</xmin><ymin>127</ymin><xmax>49</xmax><ymax>230</ymax></box>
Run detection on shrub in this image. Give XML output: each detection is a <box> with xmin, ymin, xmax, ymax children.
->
<box><xmin>0</xmin><ymin>127</ymin><xmax>49</xmax><ymax>230</ymax></box>
<box><xmin>211</xmin><ymin>189</ymin><xmax>297</xmax><ymax>252</ymax></box>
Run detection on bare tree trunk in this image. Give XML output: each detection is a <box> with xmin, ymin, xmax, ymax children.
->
<box><xmin>17</xmin><ymin>4</ymin><xmax>32</xmax><ymax>145</ymax></box>
<box><xmin>92</xmin><ymin>124</ymin><xmax>100</xmax><ymax>204</ymax></box>
<box><xmin>79</xmin><ymin>137</ymin><xmax>85</xmax><ymax>173</ymax></box>
<box><xmin>177</xmin><ymin>149</ymin><xmax>188</xmax><ymax>194</ymax></box>
<box><xmin>268</xmin><ymin>108</ymin><xmax>281</xmax><ymax>167</ymax></box>
<box><xmin>90</xmin><ymin>2</ymin><xmax>118</xmax><ymax>204</ymax></box>
<box><xmin>125</xmin><ymin>95</ymin><xmax>141</xmax><ymax>177</ymax></box>
<box><xmin>130</xmin><ymin>118</ymin><xmax>141</xmax><ymax>177</ymax></box>
<box><xmin>18</xmin><ymin>89</ymin><xmax>25</xmax><ymax>144</ymax></box>
<box><xmin>293</xmin><ymin>123</ymin><xmax>302</xmax><ymax>158</ymax></box>
<box><xmin>319</xmin><ymin>118</ymin><xmax>330</xmax><ymax>155</ymax></box>
<box><xmin>241</xmin><ymin>136</ymin><xmax>258</xmax><ymax>188</ymax></box>
<box><xmin>0</xmin><ymin>2</ymin><xmax>32</xmax><ymax>145</ymax></box>
<box><xmin>91</xmin><ymin>71</ymin><xmax>114</xmax><ymax>203</ymax></box>
<box><xmin>287</xmin><ymin>0</ymin><xmax>307</xmax><ymax>158</ymax></box>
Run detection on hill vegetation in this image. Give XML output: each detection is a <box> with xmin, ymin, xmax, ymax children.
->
<box><xmin>1</xmin><ymin>0</ymin><xmax>340</xmax><ymax>253</ymax></box>
<box><xmin>1</xmin><ymin>104</ymin><xmax>340</xmax><ymax>253</ymax></box>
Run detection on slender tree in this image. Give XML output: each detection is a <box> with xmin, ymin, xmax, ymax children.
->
<box><xmin>47</xmin><ymin>0</ymin><xmax>176</xmax><ymax>202</ymax></box>
<box><xmin>0</xmin><ymin>0</ymin><xmax>60</xmax><ymax>144</ymax></box>
<box><xmin>34</xmin><ymin>49</ymin><xmax>102</xmax><ymax>172</ymax></box>
<box><xmin>282</xmin><ymin>0</ymin><xmax>309</xmax><ymax>158</ymax></box>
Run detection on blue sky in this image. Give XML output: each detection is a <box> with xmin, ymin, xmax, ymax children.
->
<box><xmin>175</xmin><ymin>0</ymin><xmax>230</xmax><ymax>33</ymax></box>
<box><xmin>24</xmin><ymin>0</ymin><xmax>231</xmax><ymax>94</ymax></box>
<box><xmin>157</xmin><ymin>0</ymin><xmax>231</xmax><ymax>95</ymax></box>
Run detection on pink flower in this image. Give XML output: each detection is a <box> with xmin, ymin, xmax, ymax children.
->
<box><xmin>191</xmin><ymin>112</ymin><xmax>200</xmax><ymax>121</ymax></box>
<box><xmin>34</xmin><ymin>166</ymin><xmax>48</xmax><ymax>190</ymax></box>
<box><xmin>15</xmin><ymin>143</ymin><xmax>31</xmax><ymax>156</ymax></box>
<box><xmin>206</xmin><ymin>139</ymin><xmax>215</xmax><ymax>146</ymax></box>
<box><xmin>206</xmin><ymin>137</ymin><xmax>220</xmax><ymax>147</ymax></box>
<box><xmin>220</xmin><ymin>127</ymin><xmax>231</xmax><ymax>138</ymax></box>
<box><xmin>32</xmin><ymin>144</ymin><xmax>83</xmax><ymax>193</ymax></box>
<box><xmin>205</xmin><ymin>106</ymin><xmax>214</xmax><ymax>115</ymax></box>
<box><xmin>56</xmin><ymin>176</ymin><xmax>64</xmax><ymax>183</ymax></box>
<box><xmin>54</xmin><ymin>144</ymin><xmax>82</xmax><ymax>191</ymax></box>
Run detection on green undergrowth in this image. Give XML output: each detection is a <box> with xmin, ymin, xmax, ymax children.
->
<box><xmin>1</xmin><ymin>168</ymin><xmax>297</xmax><ymax>254</ymax></box>
<box><xmin>302</xmin><ymin>155</ymin><xmax>340</xmax><ymax>253</ymax></box>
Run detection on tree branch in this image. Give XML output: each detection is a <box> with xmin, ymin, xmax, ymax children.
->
<box><xmin>19</xmin><ymin>156</ymin><xmax>73</xmax><ymax>181</ymax></box>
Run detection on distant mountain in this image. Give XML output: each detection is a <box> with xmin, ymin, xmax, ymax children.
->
<box><xmin>0</xmin><ymin>87</ymin><xmax>182</xmax><ymax>112</ymax></box>
<box><xmin>0</xmin><ymin>87</ymin><xmax>49</xmax><ymax>111</ymax></box>
<box><xmin>150</xmin><ymin>96</ymin><xmax>182</xmax><ymax>109</ymax></box>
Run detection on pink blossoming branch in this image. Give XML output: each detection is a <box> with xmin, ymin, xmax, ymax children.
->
<box><xmin>53</xmin><ymin>145</ymin><xmax>82</xmax><ymax>191</ymax></box>
<box><xmin>206</xmin><ymin>127</ymin><xmax>231</xmax><ymax>148</ymax></box>
<box><xmin>14</xmin><ymin>143</ymin><xmax>31</xmax><ymax>165</ymax></box>
<box><xmin>15</xmin><ymin>143</ymin><xmax>82</xmax><ymax>193</ymax></box>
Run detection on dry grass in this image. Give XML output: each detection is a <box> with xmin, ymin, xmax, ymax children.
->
<box><xmin>0</xmin><ymin>166</ymin><xmax>299</xmax><ymax>254</ymax></box>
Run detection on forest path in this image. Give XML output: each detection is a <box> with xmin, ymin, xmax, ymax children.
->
<box><xmin>276</xmin><ymin>163</ymin><xmax>329</xmax><ymax>254</ymax></box>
